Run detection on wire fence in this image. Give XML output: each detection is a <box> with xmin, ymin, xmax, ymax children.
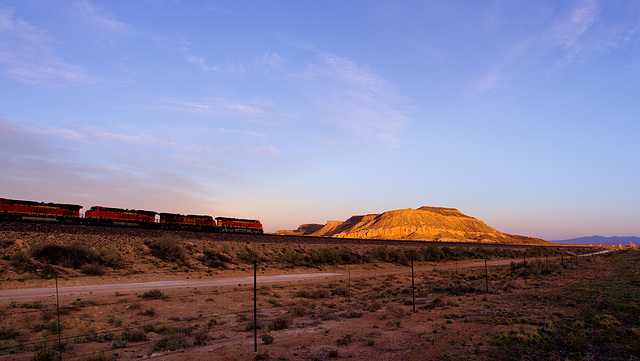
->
<box><xmin>0</xmin><ymin>249</ymin><xmax>602</xmax><ymax>361</ymax></box>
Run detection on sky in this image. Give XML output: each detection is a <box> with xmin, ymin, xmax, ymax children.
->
<box><xmin>1</xmin><ymin>0</ymin><xmax>639</xmax><ymax>240</ymax></box>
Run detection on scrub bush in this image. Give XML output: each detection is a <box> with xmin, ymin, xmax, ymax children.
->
<box><xmin>148</xmin><ymin>236</ymin><xmax>186</xmax><ymax>263</ymax></box>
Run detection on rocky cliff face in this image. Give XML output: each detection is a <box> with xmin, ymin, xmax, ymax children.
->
<box><xmin>277</xmin><ymin>206</ymin><xmax>547</xmax><ymax>245</ymax></box>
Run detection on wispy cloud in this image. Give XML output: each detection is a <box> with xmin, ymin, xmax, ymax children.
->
<box><xmin>167</xmin><ymin>155</ymin><xmax>228</xmax><ymax>173</ymax></box>
<box><xmin>249</xmin><ymin>145</ymin><xmax>281</xmax><ymax>156</ymax></box>
<box><xmin>255</xmin><ymin>52</ymin><xmax>286</xmax><ymax>73</ymax></box>
<box><xmin>170</xmin><ymin>46</ymin><xmax>413</xmax><ymax>148</ymax></box>
<box><xmin>0</xmin><ymin>118</ymin><xmax>246</xmax><ymax>210</ymax></box>
<box><xmin>0</xmin><ymin>6</ymin><xmax>95</xmax><ymax>87</ymax></box>
<box><xmin>187</xmin><ymin>55</ymin><xmax>218</xmax><ymax>72</ymax></box>
<box><xmin>193</xmin><ymin>51</ymin><xmax>287</xmax><ymax>75</ymax></box>
<box><xmin>543</xmin><ymin>0</ymin><xmax>601</xmax><ymax>74</ymax></box>
<box><xmin>293</xmin><ymin>50</ymin><xmax>412</xmax><ymax>147</ymax></box>
<box><xmin>0</xmin><ymin>117</ymin><xmax>85</xmax><ymax>157</ymax></box>
<box><xmin>159</xmin><ymin>98</ymin><xmax>269</xmax><ymax>121</ymax></box>
<box><xmin>72</xmin><ymin>1</ymin><xmax>132</xmax><ymax>35</ymax></box>
<box><xmin>0</xmin><ymin>152</ymin><xmax>220</xmax><ymax>213</ymax></box>
<box><xmin>74</xmin><ymin>124</ymin><xmax>282</xmax><ymax>157</ymax></box>
<box><xmin>153</xmin><ymin>34</ymin><xmax>220</xmax><ymax>74</ymax></box>
<box><xmin>551</xmin><ymin>0</ymin><xmax>599</xmax><ymax>46</ymax></box>
<box><xmin>473</xmin><ymin>0</ymin><xmax>639</xmax><ymax>91</ymax></box>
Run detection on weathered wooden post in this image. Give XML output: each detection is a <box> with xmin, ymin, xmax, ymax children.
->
<box><xmin>546</xmin><ymin>256</ymin><xmax>549</xmax><ymax>273</ymax></box>
<box><xmin>347</xmin><ymin>263</ymin><xmax>351</xmax><ymax>302</ymax></box>
<box><xmin>523</xmin><ymin>255</ymin><xmax>527</xmax><ymax>285</ymax></box>
<box><xmin>411</xmin><ymin>254</ymin><xmax>416</xmax><ymax>313</ymax></box>
<box><xmin>484</xmin><ymin>258</ymin><xmax>489</xmax><ymax>293</ymax></box>
<box><xmin>56</xmin><ymin>275</ymin><xmax>62</xmax><ymax>361</ymax></box>
<box><xmin>254</xmin><ymin>260</ymin><xmax>257</xmax><ymax>353</ymax></box>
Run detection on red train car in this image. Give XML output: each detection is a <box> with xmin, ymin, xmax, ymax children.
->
<box><xmin>2</xmin><ymin>196</ymin><xmax>265</xmax><ymax>235</ymax></box>
<box><xmin>85</xmin><ymin>206</ymin><xmax>157</xmax><ymax>226</ymax></box>
<box><xmin>159</xmin><ymin>213</ymin><xmax>216</xmax><ymax>230</ymax></box>
<box><xmin>215</xmin><ymin>217</ymin><xmax>263</xmax><ymax>234</ymax></box>
<box><xmin>0</xmin><ymin>197</ymin><xmax>82</xmax><ymax>222</ymax></box>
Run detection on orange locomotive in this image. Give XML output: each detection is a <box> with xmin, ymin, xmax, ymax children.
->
<box><xmin>216</xmin><ymin>217</ymin><xmax>263</xmax><ymax>234</ymax></box>
<box><xmin>159</xmin><ymin>213</ymin><xmax>216</xmax><ymax>231</ymax></box>
<box><xmin>0</xmin><ymin>197</ymin><xmax>82</xmax><ymax>222</ymax></box>
<box><xmin>85</xmin><ymin>206</ymin><xmax>157</xmax><ymax>227</ymax></box>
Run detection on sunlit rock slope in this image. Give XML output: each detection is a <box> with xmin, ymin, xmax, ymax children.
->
<box><xmin>277</xmin><ymin>206</ymin><xmax>547</xmax><ymax>245</ymax></box>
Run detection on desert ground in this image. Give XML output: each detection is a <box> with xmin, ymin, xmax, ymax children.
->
<box><xmin>1</xmin><ymin>222</ymin><xmax>638</xmax><ymax>361</ymax></box>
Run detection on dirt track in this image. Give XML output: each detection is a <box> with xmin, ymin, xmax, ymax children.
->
<box><xmin>0</xmin><ymin>257</ymin><xmax>544</xmax><ymax>302</ymax></box>
<box><xmin>0</xmin><ymin>273</ymin><xmax>339</xmax><ymax>301</ymax></box>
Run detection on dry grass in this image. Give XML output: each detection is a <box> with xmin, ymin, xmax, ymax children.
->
<box><xmin>0</xmin><ymin>224</ymin><xmax>626</xmax><ymax>360</ymax></box>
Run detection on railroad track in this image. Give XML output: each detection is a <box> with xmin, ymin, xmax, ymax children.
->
<box><xmin>1</xmin><ymin>220</ymin><xmax>564</xmax><ymax>249</ymax></box>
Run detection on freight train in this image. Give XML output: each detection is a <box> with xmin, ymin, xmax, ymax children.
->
<box><xmin>0</xmin><ymin>197</ymin><xmax>263</xmax><ymax>234</ymax></box>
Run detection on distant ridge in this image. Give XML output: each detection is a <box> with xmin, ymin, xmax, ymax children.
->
<box><xmin>550</xmin><ymin>235</ymin><xmax>640</xmax><ymax>246</ymax></box>
<box><xmin>277</xmin><ymin>206</ymin><xmax>547</xmax><ymax>245</ymax></box>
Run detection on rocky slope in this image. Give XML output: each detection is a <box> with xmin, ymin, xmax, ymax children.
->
<box><xmin>277</xmin><ymin>206</ymin><xmax>547</xmax><ymax>245</ymax></box>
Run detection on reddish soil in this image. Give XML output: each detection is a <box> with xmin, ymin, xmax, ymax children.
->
<box><xmin>0</xmin><ymin>222</ymin><xmax>630</xmax><ymax>361</ymax></box>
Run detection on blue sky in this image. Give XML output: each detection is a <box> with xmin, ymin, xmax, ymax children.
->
<box><xmin>1</xmin><ymin>0</ymin><xmax>639</xmax><ymax>240</ymax></box>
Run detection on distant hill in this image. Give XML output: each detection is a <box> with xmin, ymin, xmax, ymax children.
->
<box><xmin>277</xmin><ymin>206</ymin><xmax>548</xmax><ymax>245</ymax></box>
<box><xmin>550</xmin><ymin>236</ymin><xmax>640</xmax><ymax>246</ymax></box>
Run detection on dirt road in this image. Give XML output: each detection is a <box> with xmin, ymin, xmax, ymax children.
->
<box><xmin>0</xmin><ymin>257</ymin><xmax>538</xmax><ymax>302</ymax></box>
<box><xmin>0</xmin><ymin>273</ymin><xmax>343</xmax><ymax>301</ymax></box>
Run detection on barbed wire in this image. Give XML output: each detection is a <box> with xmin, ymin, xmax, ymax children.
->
<box><xmin>1</xmin><ymin>254</ymin><xmax>578</xmax><ymax>319</ymax></box>
<box><xmin>0</xmin><ymin>253</ymin><xmax>596</xmax><ymax>360</ymax></box>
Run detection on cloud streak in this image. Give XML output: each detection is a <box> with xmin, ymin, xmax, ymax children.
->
<box><xmin>0</xmin><ymin>118</ymin><xmax>281</xmax><ymax>203</ymax></box>
<box><xmin>187</xmin><ymin>55</ymin><xmax>218</xmax><ymax>72</ymax></box>
<box><xmin>159</xmin><ymin>98</ymin><xmax>270</xmax><ymax>122</ymax></box>
<box><xmin>72</xmin><ymin>0</ymin><xmax>132</xmax><ymax>36</ymax></box>
<box><xmin>0</xmin><ymin>6</ymin><xmax>95</xmax><ymax>87</ymax></box>
<box><xmin>473</xmin><ymin>0</ymin><xmax>638</xmax><ymax>91</ymax></box>
<box><xmin>0</xmin><ymin>118</ymin><xmax>226</xmax><ymax>211</ymax></box>
<box><xmin>293</xmin><ymin>50</ymin><xmax>412</xmax><ymax>148</ymax></box>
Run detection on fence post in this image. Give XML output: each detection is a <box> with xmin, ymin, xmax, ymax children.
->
<box><xmin>55</xmin><ymin>275</ymin><xmax>62</xmax><ymax>361</ymax></box>
<box><xmin>347</xmin><ymin>263</ymin><xmax>351</xmax><ymax>303</ymax></box>
<box><xmin>411</xmin><ymin>254</ymin><xmax>416</xmax><ymax>313</ymax></box>
<box><xmin>484</xmin><ymin>258</ymin><xmax>489</xmax><ymax>294</ymax></box>
<box><xmin>523</xmin><ymin>255</ymin><xmax>527</xmax><ymax>285</ymax></box>
<box><xmin>254</xmin><ymin>260</ymin><xmax>257</xmax><ymax>353</ymax></box>
<box><xmin>546</xmin><ymin>256</ymin><xmax>549</xmax><ymax>273</ymax></box>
